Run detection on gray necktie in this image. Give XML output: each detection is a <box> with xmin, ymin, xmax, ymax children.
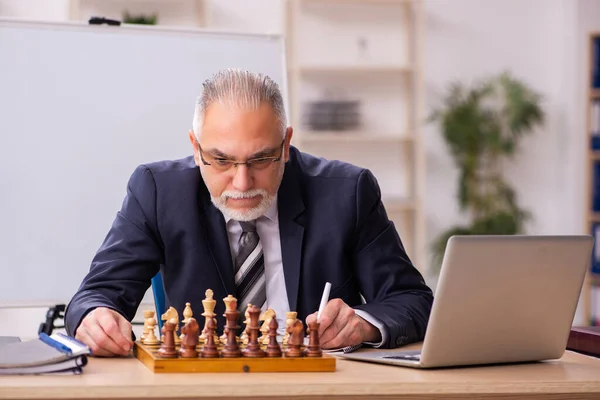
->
<box><xmin>234</xmin><ymin>221</ymin><xmax>266</xmax><ymax>311</ymax></box>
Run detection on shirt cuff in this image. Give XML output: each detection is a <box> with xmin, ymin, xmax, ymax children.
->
<box><xmin>353</xmin><ymin>308</ymin><xmax>387</xmax><ymax>348</ymax></box>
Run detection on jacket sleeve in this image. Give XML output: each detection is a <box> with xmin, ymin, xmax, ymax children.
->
<box><xmin>64</xmin><ymin>165</ymin><xmax>164</xmax><ymax>336</ymax></box>
<box><xmin>352</xmin><ymin>169</ymin><xmax>434</xmax><ymax>348</ymax></box>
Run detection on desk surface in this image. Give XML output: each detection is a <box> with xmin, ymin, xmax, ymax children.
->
<box><xmin>2</xmin><ymin>346</ymin><xmax>600</xmax><ymax>400</ymax></box>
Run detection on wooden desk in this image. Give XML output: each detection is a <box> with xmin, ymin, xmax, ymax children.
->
<box><xmin>2</xmin><ymin>347</ymin><xmax>600</xmax><ymax>399</ymax></box>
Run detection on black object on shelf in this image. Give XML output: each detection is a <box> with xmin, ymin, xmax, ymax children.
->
<box><xmin>304</xmin><ymin>100</ymin><xmax>361</xmax><ymax>131</ymax></box>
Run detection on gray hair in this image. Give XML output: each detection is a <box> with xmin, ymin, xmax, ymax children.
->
<box><xmin>192</xmin><ymin>68</ymin><xmax>287</xmax><ymax>140</ymax></box>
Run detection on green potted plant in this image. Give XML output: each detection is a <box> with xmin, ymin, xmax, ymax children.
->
<box><xmin>123</xmin><ymin>11</ymin><xmax>158</xmax><ymax>25</ymax></box>
<box><xmin>428</xmin><ymin>71</ymin><xmax>545</xmax><ymax>270</ymax></box>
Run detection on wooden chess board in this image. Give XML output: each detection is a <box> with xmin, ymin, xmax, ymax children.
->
<box><xmin>133</xmin><ymin>341</ymin><xmax>337</xmax><ymax>373</ymax></box>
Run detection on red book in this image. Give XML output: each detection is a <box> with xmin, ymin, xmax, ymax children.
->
<box><xmin>567</xmin><ymin>326</ymin><xmax>600</xmax><ymax>357</ymax></box>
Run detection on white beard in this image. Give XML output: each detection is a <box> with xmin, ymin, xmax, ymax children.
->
<box><xmin>211</xmin><ymin>188</ymin><xmax>274</xmax><ymax>222</ymax></box>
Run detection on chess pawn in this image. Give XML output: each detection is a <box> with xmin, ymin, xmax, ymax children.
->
<box><xmin>242</xmin><ymin>305</ymin><xmax>266</xmax><ymax>357</ymax></box>
<box><xmin>179</xmin><ymin>317</ymin><xmax>199</xmax><ymax>358</ymax></box>
<box><xmin>285</xmin><ymin>319</ymin><xmax>304</xmax><ymax>358</ymax></box>
<box><xmin>141</xmin><ymin>310</ymin><xmax>155</xmax><ymax>342</ymax></box>
<box><xmin>265</xmin><ymin>317</ymin><xmax>282</xmax><ymax>357</ymax></box>
<box><xmin>282</xmin><ymin>311</ymin><xmax>297</xmax><ymax>347</ymax></box>
<box><xmin>304</xmin><ymin>320</ymin><xmax>322</xmax><ymax>357</ymax></box>
<box><xmin>157</xmin><ymin>319</ymin><xmax>178</xmax><ymax>358</ymax></box>
<box><xmin>200</xmin><ymin>317</ymin><xmax>219</xmax><ymax>358</ymax></box>
<box><xmin>143</xmin><ymin>316</ymin><xmax>160</xmax><ymax>346</ymax></box>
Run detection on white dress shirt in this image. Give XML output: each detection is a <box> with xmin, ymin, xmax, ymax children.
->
<box><xmin>223</xmin><ymin>197</ymin><xmax>387</xmax><ymax>347</ymax></box>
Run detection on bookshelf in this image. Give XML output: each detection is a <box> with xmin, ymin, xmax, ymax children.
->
<box><xmin>584</xmin><ymin>31</ymin><xmax>600</xmax><ymax>326</ymax></box>
<box><xmin>68</xmin><ymin>0</ymin><xmax>206</xmax><ymax>27</ymax></box>
<box><xmin>285</xmin><ymin>0</ymin><xmax>426</xmax><ymax>272</ymax></box>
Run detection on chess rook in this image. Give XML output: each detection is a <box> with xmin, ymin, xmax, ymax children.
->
<box><xmin>221</xmin><ymin>295</ymin><xmax>242</xmax><ymax>358</ymax></box>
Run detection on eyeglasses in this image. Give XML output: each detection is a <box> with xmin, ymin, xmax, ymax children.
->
<box><xmin>196</xmin><ymin>138</ymin><xmax>285</xmax><ymax>172</ymax></box>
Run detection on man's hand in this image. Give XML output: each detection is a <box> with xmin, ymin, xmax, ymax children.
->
<box><xmin>305</xmin><ymin>298</ymin><xmax>381</xmax><ymax>349</ymax></box>
<box><xmin>75</xmin><ymin>307</ymin><xmax>133</xmax><ymax>357</ymax></box>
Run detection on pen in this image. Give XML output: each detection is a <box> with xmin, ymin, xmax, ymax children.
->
<box><xmin>317</xmin><ymin>282</ymin><xmax>331</xmax><ymax>321</ymax></box>
<box><xmin>39</xmin><ymin>332</ymin><xmax>73</xmax><ymax>355</ymax></box>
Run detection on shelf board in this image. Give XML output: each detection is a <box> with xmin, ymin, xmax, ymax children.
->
<box><xmin>591</xmin><ymin>89</ymin><xmax>600</xmax><ymax>100</ymax></box>
<box><xmin>297</xmin><ymin>0</ymin><xmax>414</xmax><ymax>4</ymax></box>
<box><xmin>300</xmin><ymin>131</ymin><xmax>413</xmax><ymax>143</ymax></box>
<box><xmin>294</xmin><ymin>65</ymin><xmax>413</xmax><ymax>75</ymax></box>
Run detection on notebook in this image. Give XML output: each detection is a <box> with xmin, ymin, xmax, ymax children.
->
<box><xmin>0</xmin><ymin>333</ymin><xmax>91</xmax><ymax>375</ymax></box>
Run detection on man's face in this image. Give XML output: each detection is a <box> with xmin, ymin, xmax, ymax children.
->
<box><xmin>189</xmin><ymin>101</ymin><xmax>292</xmax><ymax>221</ymax></box>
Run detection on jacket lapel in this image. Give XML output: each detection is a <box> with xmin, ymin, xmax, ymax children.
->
<box><xmin>277</xmin><ymin>161</ymin><xmax>305</xmax><ymax>312</ymax></box>
<box><xmin>198</xmin><ymin>192</ymin><xmax>236</xmax><ymax>296</ymax></box>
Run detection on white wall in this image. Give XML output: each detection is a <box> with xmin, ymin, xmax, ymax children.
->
<box><xmin>1</xmin><ymin>0</ymin><xmax>598</xmax><ymax>336</ymax></box>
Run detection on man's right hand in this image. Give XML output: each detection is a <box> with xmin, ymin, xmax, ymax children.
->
<box><xmin>75</xmin><ymin>307</ymin><xmax>133</xmax><ymax>357</ymax></box>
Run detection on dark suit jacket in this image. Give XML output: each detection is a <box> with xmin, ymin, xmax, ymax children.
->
<box><xmin>65</xmin><ymin>146</ymin><xmax>433</xmax><ymax>348</ymax></box>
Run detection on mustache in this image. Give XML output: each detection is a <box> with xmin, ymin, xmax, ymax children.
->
<box><xmin>220</xmin><ymin>189</ymin><xmax>267</xmax><ymax>200</ymax></box>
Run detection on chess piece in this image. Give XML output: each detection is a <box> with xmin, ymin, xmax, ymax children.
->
<box><xmin>221</xmin><ymin>295</ymin><xmax>242</xmax><ymax>358</ymax></box>
<box><xmin>161</xmin><ymin>306</ymin><xmax>180</xmax><ymax>344</ymax></box>
<box><xmin>282</xmin><ymin>311</ymin><xmax>297</xmax><ymax>347</ymax></box>
<box><xmin>200</xmin><ymin>317</ymin><xmax>219</xmax><ymax>358</ymax></box>
<box><xmin>200</xmin><ymin>289</ymin><xmax>217</xmax><ymax>343</ymax></box>
<box><xmin>265</xmin><ymin>317</ymin><xmax>282</xmax><ymax>357</ymax></box>
<box><xmin>304</xmin><ymin>320</ymin><xmax>322</xmax><ymax>357</ymax></box>
<box><xmin>180</xmin><ymin>302</ymin><xmax>193</xmax><ymax>341</ymax></box>
<box><xmin>239</xmin><ymin>303</ymin><xmax>252</xmax><ymax>346</ymax></box>
<box><xmin>179</xmin><ymin>317</ymin><xmax>199</xmax><ymax>358</ymax></box>
<box><xmin>141</xmin><ymin>310</ymin><xmax>154</xmax><ymax>342</ymax></box>
<box><xmin>143</xmin><ymin>314</ymin><xmax>160</xmax><ymax>346</ymax></box>
<box><xmin>157</xmin><ymin>319</ymin><xmax>178</xmax><ymax>358</ymax></box>
<box><xmin>259</xmin><ymin>308</ymin><xmax>276</xmax><ymax>346</ymax></box>
<box><xmin>285</xmin><ymin>319</ymin><xmax>304</xmax><ymax>358</ymax></box>
<box><xmin>242</xmin><ymin>305</ymin><xmax>266</xmax><ymax>357</ymax></box>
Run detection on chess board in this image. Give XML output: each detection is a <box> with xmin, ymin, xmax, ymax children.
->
<box><xmin>134</xmin><ymin>341</ymin><xmax>337</xmax><ymax>373</ymax></box>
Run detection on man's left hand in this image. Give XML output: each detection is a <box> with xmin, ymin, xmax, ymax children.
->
<box><xmin>305</xmin><ymin>298</ymin><xmax>381</xmax><ymax>349</ymax></box>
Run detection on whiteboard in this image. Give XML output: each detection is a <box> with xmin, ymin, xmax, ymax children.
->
<box><xmin>0</xmin><ymin>19</ymin><xmax>288</xmax><ymax>306</ymax></box>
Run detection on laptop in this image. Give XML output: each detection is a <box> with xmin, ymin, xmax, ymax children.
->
<box><xmin>339</xmin><ymin>235</ymin><xmax>594</xmax><ymax>369</ymax></box>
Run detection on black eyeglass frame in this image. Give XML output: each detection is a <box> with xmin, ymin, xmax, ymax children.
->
<box><xmin>196</xmin><ymin>137</ymin><xmax>286</xmax><ymax>171</ymax></box>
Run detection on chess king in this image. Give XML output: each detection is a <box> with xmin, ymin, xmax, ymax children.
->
<box><xmin>65</xmin><ymin>68</ymin><xmax>434</xmax><ymax>357</ymax></box>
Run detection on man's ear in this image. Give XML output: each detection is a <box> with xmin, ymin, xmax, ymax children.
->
<box><xmin>284</xmin><ymin>126</ymin><xmax>293</xmax><ymax>162</ymax></box>
<box><xmin>188</xmin><ymin>129</ymin><xmax>201</xmax><ymax>167</ymax></box>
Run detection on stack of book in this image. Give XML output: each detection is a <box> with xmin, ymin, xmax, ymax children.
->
<box><xmin>0</xmin><ymin>333</ymin><xmax>91</xmax><ymax>375</ymax></box>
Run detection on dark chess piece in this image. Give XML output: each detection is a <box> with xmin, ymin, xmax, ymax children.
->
<box><xmin>304</xmin><ymin>320</ymin><xmax>323</xmax><ymax>357</ymax></box>
<box><xmin>200</xmin><ymin>317</ymin><xmax>219</xmax><ymax>358</ymax></box>
<box><xmin>265</xmin><ymin>317</ymin><xmax>282</xmax><ymax>357</ymax></box>
<box><xmin>179</xmin><ymin>317</ymin><xmax>199</xmax><ymax>358</ymax></box>
<box><xmin>157</xmin><ymin>320</ymin><xmax>178</xmax><ymax>358</ymax></box>
<box><xmin>221</xmin><ymin>295</ymin><xmax>242</xmax><ymax>358</ymax></box>
<box><xmin>242</xmin><ymin>305</ymin><xmax>266</xmax><ymax>357</ymax></box>
<box><xmin>285</xmin><ymin>319</ymin><xmax>304</xmax><ymax>358</ymax></box>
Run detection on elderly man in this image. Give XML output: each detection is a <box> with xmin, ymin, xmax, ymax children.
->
<box><xmin>65</xmin><ymin>69</ymin><xmax>433</xmax><ymax>357</ymax></box>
